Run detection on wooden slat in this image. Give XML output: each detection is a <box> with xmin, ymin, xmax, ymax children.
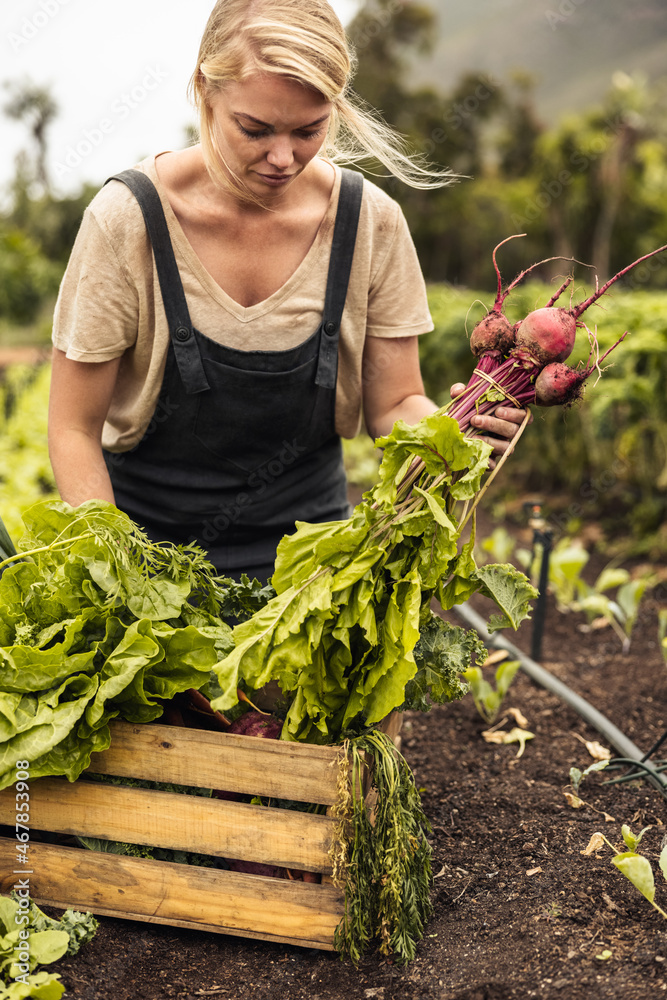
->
<box><xmin>0</xmin><ymin>840</ymin><xmax>343</xmax><ymax>950</ymax></box>
<box><xmin>85</xmin><ymin>721</ymin><xmax>341</xmax><ymax>805</ymax></box>
<box><xmin>0</xmin><ymin>779</ymin><xmax>334</xmax><ymax>873</ymax></box>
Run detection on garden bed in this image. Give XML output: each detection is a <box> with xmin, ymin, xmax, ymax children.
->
<box><xmin>38</xmin><ymin>583</ymin><xmax>667</xmax><ymax>1000</ymax></box>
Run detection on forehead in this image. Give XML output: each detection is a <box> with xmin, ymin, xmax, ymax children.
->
<box><xmin>214</xmin><ymin>72</ymin><xmax>331</xmax><ymax>125</ymax></box>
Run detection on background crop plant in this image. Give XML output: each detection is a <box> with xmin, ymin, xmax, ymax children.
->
<box><xmin>583</xmin><ymin>825</ymin><xmax>667</xmax><ymax>919</ymax></box>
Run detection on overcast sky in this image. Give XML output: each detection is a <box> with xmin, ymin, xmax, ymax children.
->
<box><xmin>0</xmin><ymin>0</ymin><xmax>360</xmax><ymax>200</ymax></box>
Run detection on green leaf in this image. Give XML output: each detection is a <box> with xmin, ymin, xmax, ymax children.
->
<box><xmin>402</xmin><ymin>614</ymin><xmax>481</xmax><ymax>712</ymax></box>
<box><xmin>621</xmin><ymin>824</ymin><xmax>651</xmax><ymax>852</ymax></box>
<box><xmin>594</xmin><ymin>567</ymin><xmax>630</xmax><ymax>593</ymax></box>
<box><xmin>18</xmin><ymin>931</ymin><xmax>69</xmax><ymax>969</ymax></box>
<box><xmin>0</xmin><ymin>673</ymin><xmax>99</xmax><ymax>789</ymax></box>
<box><xmin>373</xmin><ymin>411</ymin><xmax>490</xmax><ymax>503</ymax></box>
<box><xmin>412</xmin><ymin>487</ymin><xmax>456</xmax><ymax>531</ymax></box>
<box><xmin>0</xmin><ymin>971</ymin><xmax>65</xmax><ymax>998</ymax></box>
<box><xmin>659</xmin><ymin>844</ymin><xmax>667</xmax><ymax>884</ymax></box>
<box><xmin>496</xmin><ymin>656</ymin><xmax>520</xmax><ymax>690</ymax></box>
<box><xmin>569</xmin><ymin>766</ymin><xmax>583</xmax><ymax>794</ymax></box>
<box><xmin>125</xmin><ymin>573</ymin><xmax>191</xmax><ymax>621</ymax></box>
<box><xmin>612</xmin><ymin>852</ymin><xmax>655</xmax><ymax>903</ymax></box>
<box><xmin>474</xmin><ymin>563</ymin><xmax>538</xmax><ymax>631</ymax></box>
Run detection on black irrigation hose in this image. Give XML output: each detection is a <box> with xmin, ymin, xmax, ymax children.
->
<box><xmin>603</xmin><ymin>759</ymin><xmax>667</xmax><ymax>786</ymax></box>
<box><xmin>453</xmin><ymin>601</ymin><xmax>667</xmax><ymax>799</ymax></box>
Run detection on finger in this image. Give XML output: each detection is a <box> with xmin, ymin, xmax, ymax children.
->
<box><xmin>484</xmin><ymin>435</ymin><xmax>511</xmax><ymax>456</ymax></box>
<box><xmin>470</xmin><ymin>414</ymin><xmax>519</xmax><ymax>441</ymax></box>
<box><xmin>495</xmin><ymin>405</ymin><xmax>532</xmax><ymax>424</ymax></box>
<box><xmin>450</xmin><ymin>382</ymin><xmax>466</xmax><ymax>399</ymax></box>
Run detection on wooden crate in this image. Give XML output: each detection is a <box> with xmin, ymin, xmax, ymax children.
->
<box><xmin>0</xmin><ymin>716</ymin><xmax>400</xmax><ymax>950</ymax></box>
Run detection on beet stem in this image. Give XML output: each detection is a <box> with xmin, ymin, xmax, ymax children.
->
<box><xmin>491</xmin><ymin>234</ymin><xmax>526</xmax><ymax>311</ymax></box>
<box><xmin>573</xmin><ymin>244</ymin><xmax>667</xmax><ymax>318</ymax></box>
<box><xmin>544</xmin><ymin>275</ymin><xmax>574</xmax><ymax>308</ymax></box>
<box><xmin>237</xmin><ymin>689</ymin><xmax>270</xmax><ymax>716</ymax></box>
<box><xmin>186</xmin><ymin>688</ymin><xmax>231</xmax><ymax>728</ymax></box>
<box><xmin>459</xmin><ymin>408</ymin><xmax>533</xmax><ymax>533</ymax></box>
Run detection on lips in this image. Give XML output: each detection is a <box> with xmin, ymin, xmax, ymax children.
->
<box><xmin>256</xmin><ymin>172</ymin><xmax>295</xmax><ymax>185</ymax></box>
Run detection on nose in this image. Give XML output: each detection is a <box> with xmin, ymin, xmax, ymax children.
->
<box><xmin>266</xmin><ymin>135</ymin><xmax>294</xmax><ymax>171</ymax></box>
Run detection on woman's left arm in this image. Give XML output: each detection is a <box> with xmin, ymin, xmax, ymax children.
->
<box><xmin>361</xmin><ymin>335</ymin><xmax>528</xmax><ymax>457</ymax></box>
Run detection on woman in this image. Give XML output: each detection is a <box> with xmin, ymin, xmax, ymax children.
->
<box><xmin>48</xmin><ymin>0</ymin><xmax>526</xmax><ymax>582</ymax></box>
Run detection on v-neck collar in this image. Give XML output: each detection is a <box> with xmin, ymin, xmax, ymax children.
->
<box><xmin>141</xmin><ymin>154</ymin><xmax>342</xmax><ymax>324</ymax></box>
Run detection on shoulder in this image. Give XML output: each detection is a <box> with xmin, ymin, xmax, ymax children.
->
<box><xmin>82</xmin><ymin>154</ymin><xmax>165</xmax><ymax>252</ymax></box>
<box><xmin>355</xmin><ymin>172</ymin><xmax>402</xmax><ymax>229</ymax></box>
<box><xmin>343</xmin><ymin>171</ymin><xmax>417</xmax><ymax>282</ymax></box>
<box><xmin>349</xmin><ymin>171</ymin><xmax>407</xmax><ymax>262</ymax></box>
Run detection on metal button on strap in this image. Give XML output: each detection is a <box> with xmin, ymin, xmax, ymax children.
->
<box><xmin>175</xmin><ymin>326</ymin><xmax>191</xmax><ymax>342</ymax></box>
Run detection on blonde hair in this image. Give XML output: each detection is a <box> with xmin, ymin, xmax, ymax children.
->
<box><xmin>189</xmin><ymin>0</ymin><xmax>454</xmax><ymax>202</ymax></box>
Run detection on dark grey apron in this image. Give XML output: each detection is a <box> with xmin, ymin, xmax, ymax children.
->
<box><xmin>102</xmin><ymin>167</ymin><xmax>363</xmax><ymax>581</ymax></box>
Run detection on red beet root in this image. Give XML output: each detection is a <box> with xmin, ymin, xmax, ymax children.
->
<box><xmin>226</xmin><ymin>859</ymin><xmax>289</xmax><ymax>879</ymax></box>
<box><xmin>534</xmin><ymin>363</ymin><xmax>585</xmax><ymax>406</ymax></box>
<box><xmin>228</xmin><ymin>711</ymin><xmax>283</xmax><ymax>739</ymax></box>
<box><xmin>470</xmin><ymin>312</ymin><xmax>515</xmax><ymax>358</ymax></box>
<box><xmin>514</xmin><ymin>307</ymin><xmax>577</xmax><ymax>365</ymax></box>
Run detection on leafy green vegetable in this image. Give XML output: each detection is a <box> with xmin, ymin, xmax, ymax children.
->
<box><xmin>214</xmin><ymin>574</ymin><xmax>277</xmax><ymax>623</ymax></box>
<box><xmin>0</xmin><ymin>499</ymin><xmax>234</xmax><ymax>789</ymax></box>
<box><xmin>210</xmin><ymin>411</ymin><xmax>536</xmax><ymax>743</ymax></box>
<box><xmin>462</xmin><ymin>658</ymin><xmax>522</xmax><ymax>724</ymax></box>
<box><xmin>0</xmin><ymin>892</ymin><xmax>97</xmax><ymax>999</ymax></box>
<box><xmin>401</xmin><ymin>613</ymin><xmax>481</xmax><ymax>713</ymax></box>
<box><xmin>11</xmin><ymin>896</ymin><xmax>98</xmax><ymax>959</ymax></box>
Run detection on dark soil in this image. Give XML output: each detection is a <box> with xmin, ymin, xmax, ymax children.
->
<box><xmin>48</xmin><ymin>544</ymin><xmax>667</xmax><ymax>1000</ymax></box>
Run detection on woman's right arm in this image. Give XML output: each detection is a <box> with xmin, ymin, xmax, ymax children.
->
<box><xmin>48</xmin><ymin>348</ymin><xmax>122</xmax><ymax>507</ymax></box>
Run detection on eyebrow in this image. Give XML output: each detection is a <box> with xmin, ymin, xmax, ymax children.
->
<box><xmin>234</xmin><ymin>112</ymin><xmax>330</xmax><ymax>129</ymax></box>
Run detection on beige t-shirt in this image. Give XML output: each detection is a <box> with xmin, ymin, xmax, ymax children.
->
<box><xmin>52</xmin><ymin>155</ymin><xmax>433</xmax><ymax>450</ymax></box>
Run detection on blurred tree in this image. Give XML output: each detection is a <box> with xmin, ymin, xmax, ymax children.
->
<box><xmin>6</xmin><ymin>184</ymin><xmax>99</xmax><ymax>265</ymax></box>
<box><xmin>497</xmin><ymin>71</ymin><xmax>543</xmax><ymax>179</ymax></box>
<box><xmin>522</xmin><ymin>74</ymin><xmax>667</xmax><ymax>284</ymax></box>
<box><xmin>3</xmin><ymin>79</ymin><xmax>58</xmax><ymax>194</ymax></box>
<box><xmin>348</xmin><ymin>0</ymin><xmax>438</xmax><ymax>120</ymax></box>
<box><xmin>347</xmin><ymin>0</ymin><xmax>547</xmax><ymax>285</ymax></box>
<box><xmin>0</xmin><ymin>227</ymin><xmax>61</xmax><ymax>323</ymax></box>
<box><xmin>348</xmin><ymin>3</ymin><xmax>667</xmax><ymax>291</ymax></box>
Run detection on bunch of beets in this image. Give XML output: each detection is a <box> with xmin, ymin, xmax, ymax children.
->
<box><xmin>446</xmin><ymin>237</ymin><xmax>667</xmax><ymax>432</ymax></box>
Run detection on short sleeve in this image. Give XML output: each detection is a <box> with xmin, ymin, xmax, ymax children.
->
<box><xmin>365</xmin><ymin>204</ymin><xmax>434</xmax><ymax>339</ymax></box>
<box><xmin>52</xmin><ymin>208</ymin><xmax>139</xmax><ymax>361</ymax></box>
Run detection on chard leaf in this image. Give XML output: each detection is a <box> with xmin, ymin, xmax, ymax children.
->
<box><xmin>436</xmin><ymin>536</ymin><xmax>479</xmax><ymax>610</ymax></box>
<box><xmin>374</xmin><ymin>412</ymin><xmax>490</xmax><ymax>503</ymax></box>
<box><xmin>25</xmin><ymin>724</ymin><xmax>112</xmax><ymax>783</ymax></box>
<box><xmin>355</xmin><ymin>569</ymin><xmax>422</xmax><ymax>726</ymax></box>
<box><xmin>0</xmin><ymin>673</ymin><xmax>99</xmax><ymax>788</ymax></box>
<box><xmin>474</xmin><ymin>563</ymin><xmax>538</xmax><ymax>631</ymax></box>
<box><xmin>412</xmin><ymin>487</ymin><xmax>455</xmax><ymax>531</ymax></box>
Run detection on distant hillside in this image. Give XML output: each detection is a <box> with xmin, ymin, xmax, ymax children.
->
<box><xmin>411</xmin><ymin>0</ymin><xmax>667</xmax><ymax>123</ymax></box>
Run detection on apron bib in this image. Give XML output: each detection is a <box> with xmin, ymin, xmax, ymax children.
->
<box><xmin>103</xmin><ymin>167</ymin><xmax>363</xmax><ymax>581</ymax></box>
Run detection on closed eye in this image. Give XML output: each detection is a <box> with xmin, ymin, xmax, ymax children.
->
<box><xmin>236</xmin><ymin>123</ymin><xmax>269</xmax><ymax>140</ymax></box>
<box><xmin>236</xmin><ymin>122</ymin><xmax>326</xmax><ymax>142</ymax></box>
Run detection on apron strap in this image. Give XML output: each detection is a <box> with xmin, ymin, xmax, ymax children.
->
<box><xmin>105</xmin><ymin>170</ymin><xmax>210</xmax><ymax>394</ymax></box>
<box><xmin>107</xmin><ymin>166</ymin><xmax>364</xmax><ymax>394</ymax></box>
<box><xmin>315</xmin><ymin>168</ymin><xmax>364</xmax><ymax>389</ymax></box>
